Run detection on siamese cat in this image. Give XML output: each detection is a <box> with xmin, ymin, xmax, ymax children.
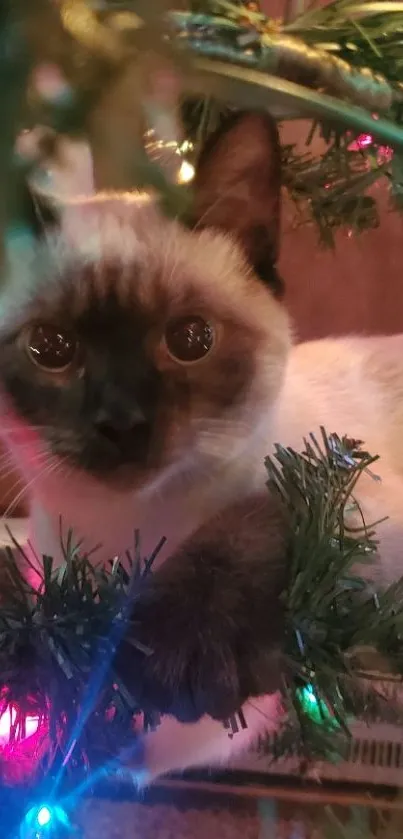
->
<box><xmin>2</xmin><ymin>112</ymin><xmax>403</xmax><ymax>784</ymax></box>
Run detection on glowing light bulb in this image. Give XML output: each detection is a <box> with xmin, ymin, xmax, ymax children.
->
<box><xmin>177</xmin><ymin>159</ymin><xmax>195</xmax><ymax>184</ymax></box>
<box><xmin>304</xmin><ymin>687</ymin><xmax>317</xmax><ymax>704</ymax></box>
<box><xmin>0</xmin><ymin>705</ymin><xmax>40</xmax><ymax>744</ymax></box>
<box><xmin>348</xmin><ymin>132</ymin><xmax>373</xmax><ymax>151</ymax></box>
<box><xmin>36</xmin><ymin>806</ymin><xmax>52</xmax><ymax>827</ymax></box>
<box><xmin>22</xmin><ymin>802</ymin><xmax>71</xmax><ymax>836</ymax></box>
<box><xmin>296</xmin><ymin>684</ymin><xmax>339</xmax><ymax>729</ymax></box>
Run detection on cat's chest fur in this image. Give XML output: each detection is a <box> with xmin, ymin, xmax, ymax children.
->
<box><xmin>27</xmin><ymin>445</ymin><xmax>261</xmax><ymax>572</ymax></box>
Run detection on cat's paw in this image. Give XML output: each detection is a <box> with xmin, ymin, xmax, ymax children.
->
<box><xmin>114</xmin><ymin>493</ymin><xmax>288</xmax><ymax>725</ymax></box>
<box><xmin>113</xmin><ymin>693</ymin><xmax>283</xmax><ymax>787</ymax></box>
<box><xmin>115</xmin><ymin>565</ymin><xmax>247</xmax><ymax>723</ymax></box>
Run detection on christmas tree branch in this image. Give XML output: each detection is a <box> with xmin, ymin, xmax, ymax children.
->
<box><xmin>263</xmin><ymin>430</ymin><xmax>403</xmax><ymax>762</ymax></box>
<box><xmin>0</xmin><ymin>530</ymin><xmax>163</xmax><ymax>783</ymax></box>
<box><xmin>6</xmin><ymin>0</ymin><xmax>403</xmax><ymax>253</ymax></box>
<box><xmin>173</xmin><ymin>7</ymin><xmax>403</xmax><ymax>114</ymax></box>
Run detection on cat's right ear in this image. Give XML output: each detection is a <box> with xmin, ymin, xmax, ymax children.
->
<box><xmin>191</xmin><ymin>111</ymin><xmax>283</xmax><ymax>297</ymax></box>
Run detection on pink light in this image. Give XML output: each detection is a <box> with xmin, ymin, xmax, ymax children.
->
<box><xmin>348</xmin><ymin>133</ymin><xmax>394</xmax><ymax>161</ymax></box>
<box><xmin>347</xmin><ymin>133</ymin><xmax>394</xmax><ymax>165</ymax></box>
<box><xmin>348</xmin><ymin>133</ymin><xmax>373</xmax><ymax>151</ymax></box>
<box><xmin>0</xmin><ymin>698</ymin><xmax>49</xmax><ymax>784</ymax></box>
<box><xmin>0</xmin><ymin>705</ymin><xmax>40</xmax><ymax>745</ymax></box>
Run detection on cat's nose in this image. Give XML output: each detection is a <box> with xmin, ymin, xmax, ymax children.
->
<box><xmin>94</xmin><ymin>405</ymin><xmax>148</xmax><ymax>445</ymax></box>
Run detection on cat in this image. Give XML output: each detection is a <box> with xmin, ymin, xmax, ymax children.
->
<box><xmin>2</xmin><ymin>112</ymin><xmax>403</xmax><ymax>785</ymax></box>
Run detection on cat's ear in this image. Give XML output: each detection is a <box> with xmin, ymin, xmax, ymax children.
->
<box><xmin>192</xmin><ymin>111</ymin><xmax>283</xmax><ymax>297</ymax></box>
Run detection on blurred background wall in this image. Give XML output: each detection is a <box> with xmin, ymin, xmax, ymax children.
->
<box><xmin>279</xmin><ymin>121</ymin><xmax>403</xmax><ymax>341</ymax></box>
<box><xmin>263</xmin><ymin>0</ymin><xmax>403</xmax><ymax>339</ymax></box>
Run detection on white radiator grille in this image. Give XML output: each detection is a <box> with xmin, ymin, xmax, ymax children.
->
<box><xmin>232</xmin><ymin>722</ymin><xmax>403</xmax><ymax>786</ymax></box>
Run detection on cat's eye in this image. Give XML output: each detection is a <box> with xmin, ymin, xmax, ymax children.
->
<box><xmin>24</xmin><ymin>323</ymin><xmax>78</xmax><ymax>372</ymax></box>
<box><xmin>165</xmin><ymin>316</ymin><xmax>214</xmax><ymax>363</ymax></box>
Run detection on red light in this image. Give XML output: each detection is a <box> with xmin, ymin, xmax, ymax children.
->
<box><xmin>0</xmin><ymin>705</ymin><xmax>40</xmax><ymax>744</ymax></box>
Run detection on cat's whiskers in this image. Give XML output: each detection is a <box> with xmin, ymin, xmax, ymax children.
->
<box><xmin>52</xmin><ymin>458</ymin><xmax>73</xmax><ymax>486</ymax></box>
<box><xmin>247</xmin><ymin>697</ymin><xmax>283</xmax><ymax>725</ymax></box>
<box><xmin>0</xmin><ymin>472</ymin><xmax>24</xmax><ymax>499</ymax></box>
<box><xmin>0</xmin><ymin>453</ymin><xmax>50</xmax><ymax>510</ymax></box>
<box><xmin>138</xmin><ymin>451</ymin><xmax>197</xmax><ymax>501</ymax></box>
<box><xmin>0</xmin><ymin>446</ymin><xmax>49</xmax><ymax>487</ymax></box>
<box><xmin>0</xmin><ymin>424</ymin><xmax>60</xmax><ymax>434</ymax></box>
<box><xmin>0</xmin><ymin>460</ymin><xmax>25</xmax><ymax>485</ymax></box>
<box><xmin>154</xmin><ymin>416</ymin><xmax>256</xmax><ymax>493</ymax></box>
<box><xmin>7</xmin><ymin>443</ymin><xmax>54</xmax><ymax>472</ymax></box>
<box><xmin>3</xmin><ymin>465</ymin><xmax>58</xmax><ymax>521</ymax></box>
<box><xmin>193</xmin><ymin>411</ymin><xmax>266</xmax><ymax>437</ymax></box>
<box><xmin>0</xmin><ymin>448</ymin><xmax>21</xmax><ymax>466</ymax></box>
<box><xmin>0</xmin><ymin>458</ymin><xmax>16</xmax><ymax>476</ymax></box>
<box><xmin>0</xmin><ymin>442</ymin><xmax>52</xmax><ymax>457</ymax></box>
<box><xmin>194</xmin><ymin>425</ymin><xmax>247</xmax><ymax>452</ymax></box>
<box><xmin>192</xmin><ymin>180</ymin><xmax>245</xmax><ymax>236</ymax></box>
<box><xmin>194</xmin><ymin>420</ymin><xmax>261</xmax><ymax>463</ymax></box>
<box><xmin>2</xmin><ymin>455</ymin><xmax>63</xmax><ymax>519</ymax></box>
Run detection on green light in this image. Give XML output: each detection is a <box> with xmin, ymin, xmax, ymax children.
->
<box><xmin>297</xmin><ymin>683</ymin><xmax>337</xmax><ymax>727</ymax></box>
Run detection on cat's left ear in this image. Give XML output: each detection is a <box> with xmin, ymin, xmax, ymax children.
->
<box><xmin>191</xmin><ymin>111</ymin><xmax>283</xmax><ymax>296</ymax></box>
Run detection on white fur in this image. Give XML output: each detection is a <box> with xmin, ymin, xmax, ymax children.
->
<box><xmin>133</xmin><ymin>694</ymin><xmax>282</xmax><ymax>784</ymax></box>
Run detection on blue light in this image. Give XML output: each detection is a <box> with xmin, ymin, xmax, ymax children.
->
<box><xmin>36</xmin><ymin>806</ymin><xmax>53</xmax><ymax>827</ymax></box>
<box><xmin>21</xmin><ymin>801</ymin><xmax>71</xmax><ymax>837</ymax></box>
